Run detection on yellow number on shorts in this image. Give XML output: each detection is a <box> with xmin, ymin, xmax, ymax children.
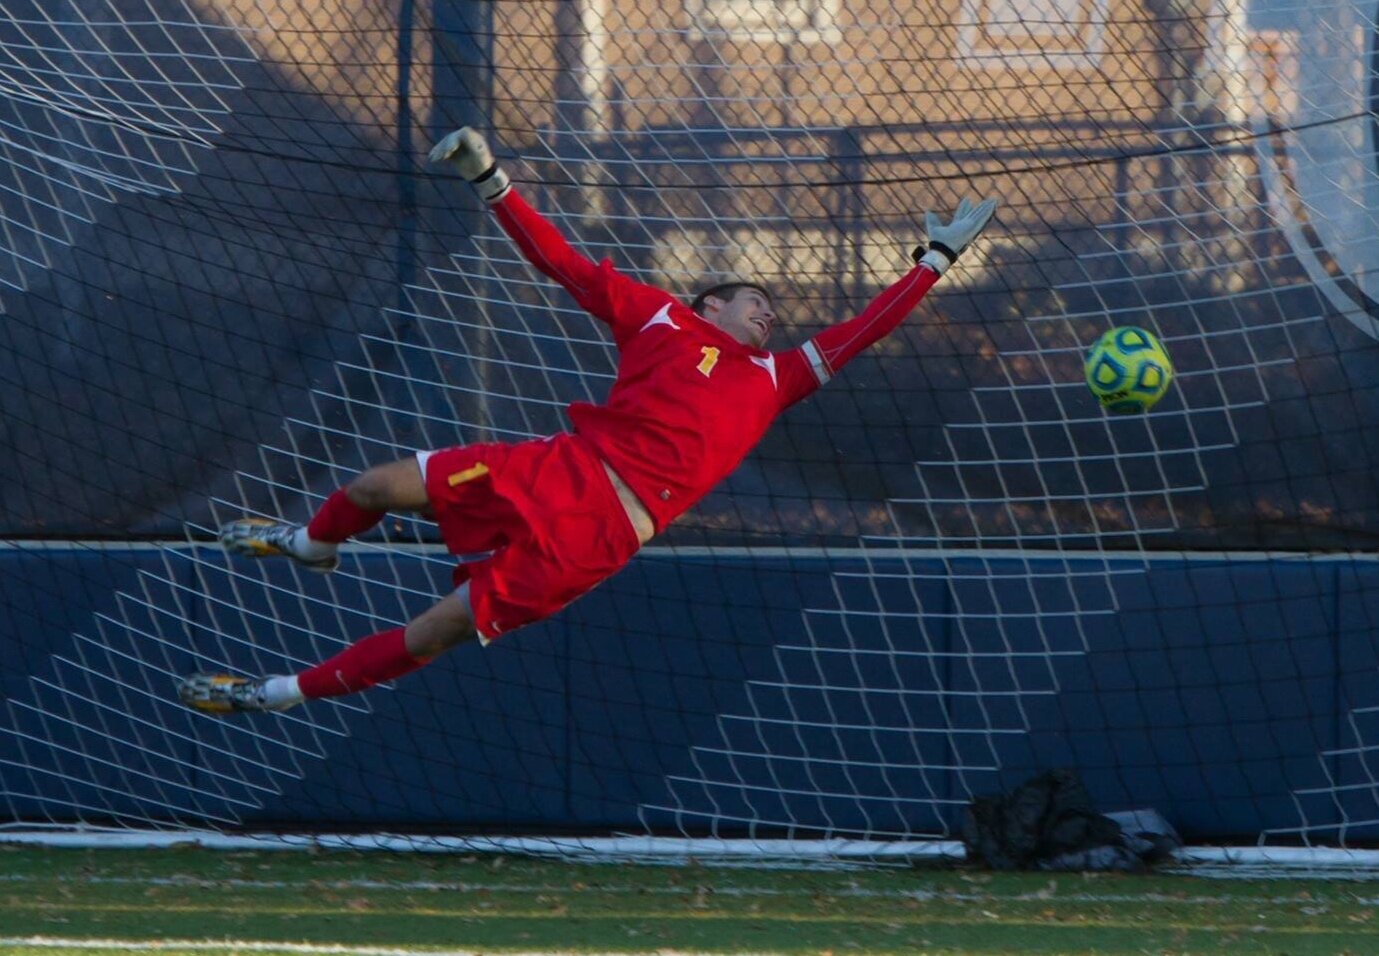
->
<box><xmin>447</xmin><ymin>462</ymin><xmax>489</xmax><ymax>486</ymax></box>
<box><xmin>697</xmin><ymin>346</ymin><xmax>720</xmax><ymax>377</ymax></box>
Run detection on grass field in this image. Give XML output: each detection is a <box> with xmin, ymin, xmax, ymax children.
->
<box><xmin>1</xmin><ymin>846</ymin><xmax>1377</xmax><ymax>955</ymax></box>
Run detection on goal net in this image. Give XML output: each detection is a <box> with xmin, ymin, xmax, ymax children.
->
<box><xmin>2</xmin><ymin>0</ymin><xmax>1378</xmax><ymax>869</ymax></box>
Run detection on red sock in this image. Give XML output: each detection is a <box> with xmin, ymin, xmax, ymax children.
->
<box><xmin>297</xmin><ymin>627</ymin><xmax>431</xmax><ymax>698</ymax></box>
<box><xmin>306</xmin><ymin>489</ymin><xmax>384</xmax><ymax>543</ymax></box>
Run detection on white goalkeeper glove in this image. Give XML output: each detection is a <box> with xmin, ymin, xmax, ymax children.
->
<box><xmin>914</xmin><ymin>196</ymin><xmax>999</xmax><ymax>275</ymax></box>
<box><xmin>428</xmin><ymin>127</ymin><xmax>511</xmax><ymax>203</ymax></box>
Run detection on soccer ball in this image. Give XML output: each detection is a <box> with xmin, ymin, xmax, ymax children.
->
<box><xmin>1083</xmin><ymin>326</ymin><xmax>1174</xmax><ymax>414</ymax></box>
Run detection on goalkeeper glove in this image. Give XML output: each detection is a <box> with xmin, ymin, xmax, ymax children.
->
<box><xmin>914</xmin><ymin>196</ymin><xmax>998</xmax><ymax>275</ymax></box>
<box><xmin>428</xmin><ymin>127</ymin><xmax>511</xmax><ymax>203</ymax></box>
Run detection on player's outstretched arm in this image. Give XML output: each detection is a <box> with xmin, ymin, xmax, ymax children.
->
<box><xmin>428</xmin><ymin>127</ymin><xmax>665</xmax><ymax>332</ymax></box>
<box><xmin>776</xmin><ymin>196</ymin><xmax>999</xmax><ymax>405</ymax></box>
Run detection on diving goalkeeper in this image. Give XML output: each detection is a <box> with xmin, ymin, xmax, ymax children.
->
<box><xmin>178</xmin><ymin>128</ymin><xmax>997</xmax><ymax>714</ymax></box>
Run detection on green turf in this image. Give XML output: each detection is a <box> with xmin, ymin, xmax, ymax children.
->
<box><xmin>1</xmin><ymin>846</ymin><xmax>1377</xmax><ymax>954</ymax></box>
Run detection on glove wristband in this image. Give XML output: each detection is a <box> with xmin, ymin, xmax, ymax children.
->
<box><xmin>473</xmin><ymin>164</ymin><xmax>511</xmax><ymax>203</ymax></box>
<box><xmin>915</xmin><ymin>246</ymin><xmax>954</xmax><ymax>275</ymax></box>
<box><xmin>929</xmin><ymin>239</ymin><xmax>959</xmax><ymax>261</ymax></box>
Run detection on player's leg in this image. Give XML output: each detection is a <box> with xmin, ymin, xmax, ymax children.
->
<box><xmin>177</xmin><ymin>584</ymin><xmax>478</xmax><ymax>714</ymax></box>
<box><xmin>220</xmin><ymin>457</ymin><xmax>429</xmax><ymax>572</ymax></box>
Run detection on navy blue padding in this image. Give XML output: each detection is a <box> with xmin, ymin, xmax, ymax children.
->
<box><xmin>1</xmin><ymin>548</ymin><xmax>1373</xmax><ymax>840</ymax></box>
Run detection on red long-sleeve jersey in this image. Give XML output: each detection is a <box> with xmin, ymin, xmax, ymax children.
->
<box><xmin>491</xmin><ymin>190</ymin><xmax>942</xmax><ymax>532</ymax></box>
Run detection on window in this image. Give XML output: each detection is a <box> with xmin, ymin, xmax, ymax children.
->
<box><xmin>685</xmin><ymin>0</ymin><xmax>842</xmax><ymax>44</ymax></box>
<box><xmin>958</xmin><ymin>0</ymin><xmax>1109</xmax><ymax>69</ymax></box>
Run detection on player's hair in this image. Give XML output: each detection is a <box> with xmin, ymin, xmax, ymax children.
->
<box><xmin>691</xmin><ymin>281</ymin><xmax>772</xmax><ymax>315</ymax></box>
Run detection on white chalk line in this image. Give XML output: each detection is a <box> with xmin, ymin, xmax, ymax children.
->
<box><xmin>0</xmin><ymin>940</ymin><xmax>728</xmax><ymax>956</ymax></box>
<box><xmin>0</xmin><ymin>872</ymin><xmax>1370</xmax><ymax>906</ymax></box>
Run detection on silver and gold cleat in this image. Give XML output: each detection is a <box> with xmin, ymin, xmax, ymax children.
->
<box><xmin>219</xmin><ymin>518</ymin><xmax>339</xmax><ymax>573</ymax></box>
<box><xmin>177</xmin><ymin>673</ymin><xmax>289</xmax><ymax>714</ymax></box>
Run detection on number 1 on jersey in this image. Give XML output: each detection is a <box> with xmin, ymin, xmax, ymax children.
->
<box><xmin>697</xmin><ymin>346</ymin><xmax>720</xmax><ymax>378</ymax></box>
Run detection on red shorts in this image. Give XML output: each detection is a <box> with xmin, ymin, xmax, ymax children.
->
<box><xmin>421</xmin><ymin>433</ymin><xmax>641</xmax><ymax>641</ymax></box>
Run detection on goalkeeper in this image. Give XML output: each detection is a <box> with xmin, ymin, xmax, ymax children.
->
<box><xmin>178</xmin><ymin>128</ymin><xmax>997</xmax><ymax>714</ymax></box>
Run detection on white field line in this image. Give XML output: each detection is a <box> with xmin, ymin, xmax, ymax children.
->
<box><xmin>0</xmin><ymin>941</ymin><xmax>728</xmax><ymax>956</ymax></box>
<box><xmin>11</xmin><ymin>831</ymin><xmax>1379</xmax><ymax>874</ymax></box>
<box><xmin>0</xmin><ymin>873</ymin><xmax>1371</xmax><ymax>905</ymax></box>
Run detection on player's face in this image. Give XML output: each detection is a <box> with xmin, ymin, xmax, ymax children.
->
<box><xmin>705</xmin><ymin>288</ymin><xmax>775</xmax><ymax>348</ymax></box>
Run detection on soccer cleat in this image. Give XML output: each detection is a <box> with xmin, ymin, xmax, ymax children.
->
<box><xmin>178</xmin><ymin>673</ymin><xmax>294</xmax><ymax>714</ymax></box>
<box><xmin>219</xmin><ymin>518</ymin><xmax>339</xmax><ymax>573</ymax></box>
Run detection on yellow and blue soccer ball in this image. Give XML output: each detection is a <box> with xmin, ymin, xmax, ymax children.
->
<box><xmin>1083</xmin><ymin>326</ymin><xmax>1174</xmax><ymax>414</ymax></box>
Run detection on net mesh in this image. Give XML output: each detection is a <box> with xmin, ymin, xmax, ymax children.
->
<box><xmin>3</xmin><ymin>0</ymin><xmax>1379</xmax><ymax>866</ymax></box>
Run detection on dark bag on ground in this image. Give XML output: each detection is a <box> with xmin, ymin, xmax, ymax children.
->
<box><xmin>961</xmin><ymin>768</ymin><xmax>1180</xmax><ymax>872</ymax></box>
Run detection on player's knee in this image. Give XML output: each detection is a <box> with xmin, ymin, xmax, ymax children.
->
<box><xmin>344</xmin><ymin>472</ymin><xmax>389</xmax><ymax>511</ymax></box>
<box><xmin>405</xmin><ymin>617</ymin><xmax>476</xmax><ymax>659</ymax></box>
<box><xmin>404</xmin><ymin>588</ymin><xmax>478</xmax><ymax>659</ymax></box>
<box><xmin>346</xmin><ymin>459</ymin><xmax>429</xmax><ymax>513</ymax></box>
